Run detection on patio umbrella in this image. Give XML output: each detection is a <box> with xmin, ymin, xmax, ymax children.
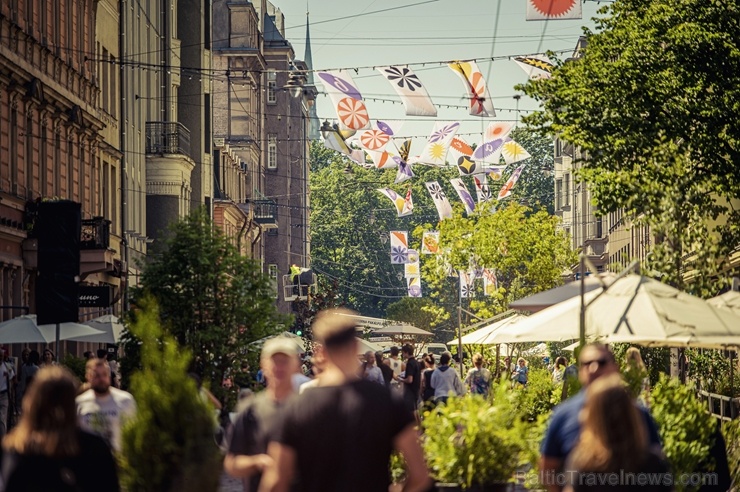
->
<box><xmin>0</xmin><ymin>315</ymin><xmax>105</xmax><ymax>344</ymax></box>
<box><xmin>509</xmin><ymin>276</ymin><xmax>608</xmax><ymax>313</ymax></box>
<box><xmin>489</xmin><ymin>275</ymin><xmax>740</xmax><ymax>350</ymax></box>
<box><xmin>71</xmin><ymin>314</ymin><xmax>126</xmax><ymax>344</ymax></box>
<box><xmin>707</xmin><ymin>290</ymin><xmax>740</xmax><ymax>317</ymax></box>
<box><xmin>372</xmin><ymin>325</ymin><xmax>433</xmax><ymax>337</ymax></box>
<box><xmin>446</xmin><ymin>314</ymin><xmax>524</xmax><ymax>345</ymax></box>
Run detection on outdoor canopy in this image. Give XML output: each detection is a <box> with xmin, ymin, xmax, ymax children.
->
<box><xmin>372</xmin><ymin>325</ymin><xmax>433</xmax><ymax>336</ymax></box>
<box><xmin>446</xmin><ymin>314</ymin><xmax>523</xmax><ymax>345</ymax></box>
<box><xmin>508</xmin><ymin>276</ymin><xmax>606</xmax><ymax>313</ymax></box>
<box><xmin>707</xmin><ymin>290</ymin><xmax>740</xmax><ymax>317</ymax></box>
<box><xmin>487</xmin><ymin>275</ymin><xmax>740</xmax><ymax>350</ymax></box>
<box><xmin>71</xmin><ymin>314</ymin><xmax>126</xmax><ymax>344</ymax></box>
<box><xmin>0</xmin><ymin>315</ymin><xmax>104</xmax><ymax>344</ymax></box>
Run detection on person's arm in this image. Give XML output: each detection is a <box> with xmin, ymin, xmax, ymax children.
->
<box><xmin>258</xmin><ymin>442</ymin><xmax>296</xmax><ymax>492</ymax></box>
<box><xmin>224</xmin><ymin>452</ymin><xmax>274</xmax><ymax>478</ymax></box>
<box><xmin>539</xmin><ymin>455</ymin><xmax>564</xmax><ymax>492</ymax></box>
<box><xmin>394</xmin><ymin>424</ymin><xmax>432</xmax><ymax>492</ymax></box>
<box><xmin>202</xmin><ymin>387</ymin><xmax>222</xmax><ymax>410</ymax></box>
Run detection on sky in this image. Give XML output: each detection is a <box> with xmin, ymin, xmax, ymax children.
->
<box><xmin>271</xmin><ymin>0</ymin><xmax>605</xmax><ymax>147</ymax></box>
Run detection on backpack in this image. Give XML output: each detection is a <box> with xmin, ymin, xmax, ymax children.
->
<box><xmin>469</xmin><ymin>368</ymin><xmax>490</xmax><ymax>395</ymax></box>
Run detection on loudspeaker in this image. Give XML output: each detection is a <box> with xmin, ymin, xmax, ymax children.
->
<box><xmin>35</xmin><ymin>201</ymin><xmax>81</xmax><ymax>325</ymax></box>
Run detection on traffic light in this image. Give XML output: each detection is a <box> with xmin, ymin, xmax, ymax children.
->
<box><xmin>295</xmin><ymin>328</ymin><xmax>303</xmax><ymax>337</ymax></box>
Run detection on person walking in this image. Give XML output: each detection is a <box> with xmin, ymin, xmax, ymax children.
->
<box><xmin>76</xmin><ymin>358</ymin><xmax>137</xmax><ymax>453</ymax></box>
<box><xmin>430</xmin><ymin>352</ymin><xmax>464</xmax><ymax>405</ymax></box>
<box><xmin>259</xmin><ymin>308</ymin><xmax>431</xmax><ymax>492</ymax></box>
<box><xmin>385</xmin><ymin>346</ymin><xmax>404</xmax><ymax>392</ymax></box>
<box><xmin>224</xmin><ymin>337</ymin><xmax>299</xmax><ymax>491</ymax></box>
<box><xmin>0</xmin><ymin>349</ymin><xmax>16</xmax><ymax>438</ymax></box>
<box><xmin>564</xmin><ymin>374</ymin><xmax>671</xmax><ymax>492</ymax></box>
<box><xmin>512</xmin><ymin>358</ymin><xmax>529</xmax><ymax>387</ymax></box>
<box><xmin>420</xmin><ymin>354</ymin><xmax>436</xmax><ymax>407</ymax></box>
<box><xmin>539</xmin><ymin>344</ymin><xmax>662</xmax><ymax>492</ymax></box>
<box><xmin>1</xmin><ymin>365</ymin><xmax>119</xmax><ymax>491</ymax></box>
<box><xmin>552</xmin><ymin>357</ymin><xmax>567</xmax><ymax>384</ymax></box>
<box><xmin>464</xmin><ymin>353</ymin><xmax>492</xmax><ymax>397</ymax></box>
<box><xmin>15</xmin><ymin>350</ymin><xmax>40</xmax><ymax>416</ymax></box>
<box><xmin>397</xmin><ymin>344</ymin><xmax>421</xmax><ymax>423</ymax></box>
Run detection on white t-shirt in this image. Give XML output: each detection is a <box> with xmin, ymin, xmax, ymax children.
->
<box><xmin>76</xmin><ymin>387</ymin><xmax>137</xmax><ymax>452</ymax></box>
<box><xmin>0</xmin><ymin>362</ymin><xmax>15</xmax><ymax>392</ymax></box>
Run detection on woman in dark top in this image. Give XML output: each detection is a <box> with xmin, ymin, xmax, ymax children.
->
<box><xmin>565</xmin><ymin>374</ymin><xmax>672</xmax><ymax>492</ymax></box>
<box><xmin>420</xmin><ymin>354</ymin><xmax>436</xmax><ymax>408</ymax></box>
<box><xmin>1</xmin><ymin>366</ymin><xmax>119</xmax><ymax>492</ymax></box>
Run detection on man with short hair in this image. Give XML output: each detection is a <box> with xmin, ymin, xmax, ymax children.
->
<box><xmin>225</xmin><ymin>338</ymin><xmax>299</xmax><ymax>491</ymax></box>
<box><xmin>385</xmin><ymin>346</ymin><xmax>404</xmax><ymax>391</ymax></box>
<box><xmin>397</xmin><ymin>344</ymin><xmax>421</xmax><ymax>422</ymax></box>
<box><xmin>362</xmin><ymin>351</ymin><xmax>384</xmax><ymax>385</ymax></box>
<box><xmin>76</xmin><ymin>358</ymin><xmax>137</xmax><ymax>452</ymax></box>
<box><xmin>539</xmin><ymin>343</ymin><xmax>662</xmax><ymax>492</ymax></box>
<box><xmin>259</xmin><ymin>308</ymin><xmax>431</xmax><ymax>492</ymax></box>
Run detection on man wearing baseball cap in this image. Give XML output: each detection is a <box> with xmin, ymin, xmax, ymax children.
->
<box><xmin>224</xmin><ymin>337</ymin><xmax>300</xmax><ymax>491</ymax></box>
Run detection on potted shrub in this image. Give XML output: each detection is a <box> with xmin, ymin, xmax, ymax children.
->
<box><xmin>422</xmin><ymin>383</ymin><xmax>528</xmax><ymax>491</ymax></box>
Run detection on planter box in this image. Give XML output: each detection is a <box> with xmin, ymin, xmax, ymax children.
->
<box><xmin>698</xmin><ymin>390</ymin><xmax>740</xmax><ymax>420</ymax></box>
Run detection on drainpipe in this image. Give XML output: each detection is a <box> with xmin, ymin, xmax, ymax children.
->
<box><xmin>119</xmin><ymin>0</ymin><xmax>128</xmax><ymax>312</ymax></box>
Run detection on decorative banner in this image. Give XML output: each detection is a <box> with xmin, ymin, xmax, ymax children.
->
<box><xmin>395</xmin><ymin>158</ymin><xmax>414</xmax><ymax>184</ymax></box>
<box><xmin>501</xmin><ymin>139</ymin><xmax>532</xmax><ymax>164</ymax></box>
<box><xmin>486</xmin><ymin>166</ymin><xmax>507</xmax><ymax>181</ymax></box>
<box><xmin>407</xmin><ymin>276</ymin><xmax>422</xmax><ymax>298</ymax></box>
<box><xmin>450</xmin><ymin>178</ymin><xmax>476</xmax><ymax>215</ymax></box>
<box><xmin>360</xmin><ymin>129</ymin><xmax>391</xmax><ymax>151</ymax></box>
<box><xmin>367</xmin><ymin>149</ymin><xmax>398</xmax><ymax>169</ymax></box>
<box><xmin>377</xmin><ymin>66</ymin><xmax>438</xmax><ymax>117</ymax></box>
<box><xmin>459</xmin><ymin>270</ymin><xmax>476</xmax><ymax>298</ymax></box>
<box><xmin>526</xmin><ymin>0</ymin><xmax>582</xmax><ymax>20</ymax></box>
<box><xmin>390</xmin><ymin>231</ymin><xmax>409</xmax><ymax>264</ymax></box>
<box><xmin>483</xmin><ymin>269</ymin><xmax>498</xmax><ymax>296</ymax></box>
<box><xmin>473</xmin><ymin>122</ymin><xmax>514</xmax><ymax>164</ymax></box>
<box><xmin>318</xmin><ymin>70</ymin><xmax>370</xmax><ymax>131</ymax></box>
<box><xmin>398</xmin><ymin>139</ymin><xmax>411</xmax><ymax>162</ymax></box>
<box><xmin>415</xmin><ymin>121</ymin><xmax>460</xmax><ymax>166</ymax></box>
<box><xmin>514</xmin><ymin>54</ymin><xmax>555</xmax><ymax>79</ymax></box>
<box><xmin>498</xmin><ymin>164</ymin><xmax>526</xmax><ymax>200</ymax></box>
<box><xmin>375</xmin><ymin>120</ymin><xmax>404</xmax><ymax>137</ymax></box>
<box><xmin>448</xmin><ymin>136</ymin><xmax>477</xmax><ymax>175</ymax></box>
<box><xmin>473</xmin><ymin>174</ymin><xmax>492</xmax><ymax>203</ymax></box>
<box><xmin>377</xmin><ymin>188</ymin><xmax>413</xmax><ymax>217</ymax></box>
<box><xmin>421</xmin><ymin>231</ymin><xmax>440</xmax><ymax>254</ymax></box>
<box><xmin>405</xmin><ymin>249</ymin><xmax>420</xmax><ymax>278</ymax></box>
<box><xmin>448</xmin><ymin>61</ymin><xmax>495</xmax><ymax>117</ymax></box>
<box><xmin>425</xmin><ymin>181</ymin><xmax>453</xmax><ymax>220</ymax></box>
<box><xmin>323</xmin><ymin>131</ymin><xmax>366</xmax><ymax>166</ymax></box>
<box><xmin>484</xmin><ymin>122</ymin><xmax>515</xmax><ymax>142</ymax></box>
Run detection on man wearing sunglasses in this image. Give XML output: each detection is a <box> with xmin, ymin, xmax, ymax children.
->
<box><xmin>538</xmin><ymin>343</ymin><xmax>662</xmax><ymax>492</ymax></box>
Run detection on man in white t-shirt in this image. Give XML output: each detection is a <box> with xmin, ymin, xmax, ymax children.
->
<box><xmin>76</xmin><ymin>358</ymin><xmax>136</xmax><ymax>452</ymax></box>
<box><xmin>0</xmin><ymin>350</ymin><xmax>15</xmax><ymax>437</ymax></box>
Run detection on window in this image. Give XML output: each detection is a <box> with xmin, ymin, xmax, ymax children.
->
<box><xmin>564</xmin><ymin>173</ymin><xmax>571</xmax><ymax>207</ymax></box>
<box><xmin>267</xmin><ymin>70</ymin><xmax>277</xmax><ymax>104</ymax></box>
<box><xmin>101</xmin><ymin>48</ymin><xmax>109</xmax><ymax>113</ymax></box>
<box><xmin>267</xmin><ymin>134</ymin><xmax>277</xmax><ymax>169</ymax></box>
<box><xmin>268</xmin><ymin>264</ymin><xmax>279</xmax><ymax>299</ymax></box>
<box><xmin>555</xmin><ymin>179</ymin><xmax>562</xmax><ymax>210</ymax></box>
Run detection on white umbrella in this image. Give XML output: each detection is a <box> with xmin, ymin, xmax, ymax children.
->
<box><xmin>372</xmin><ymin>325</ymin><xmax>433</xmax><ymax>336</ymax></box>
<box><xmin>447</xmin><ymin>314</ymin><xmax>524</xmax><ymax>345</ymax></box>
<box><xmin>489</xmin><ymin>275</ymin><xmax>740</xmax><ymax>350</ymax></box>
<box><xmin>0</xmin><ymin>315</ymin><xmax>105</xmax><ymax>344</ymax></box>
<box><xmin>707</xmin><ymin>290</ymin><xmax>740</xmax><ymax>317</ymax></box>
<box><xmin>72</xmin><ymin>315</ymin><xmax>126</xmax><ymax>344</ymax></box>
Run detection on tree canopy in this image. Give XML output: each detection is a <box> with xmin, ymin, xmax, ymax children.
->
<box><xmin>134</xmin><ymin>209</ymin><xmax>287</xmax><ymax>388</ymax></box>
<box><xmin>522</xmin><ymin>0</ymin><xmax>740</xmax><ymax>292</ymax></box>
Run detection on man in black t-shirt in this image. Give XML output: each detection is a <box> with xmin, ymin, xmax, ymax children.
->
<box><xmin>225</xmin><ymin>338</ymin><xmax>299</xmax><ymax>491</ymax></box>
<box><xmin>396</xmin><ymin>344</ymin><xmax>421</xmax><ymax>423</ymax></box>
<box><xmin>259</xmin><ymin>308</ymin><xmax>431</xmax><ymax>492</ymax></box>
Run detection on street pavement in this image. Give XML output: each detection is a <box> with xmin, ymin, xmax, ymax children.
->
<box><xmin>218</xmin><ymin>472</ymin><xmax>242</xmax><ymax>492</ymax></box>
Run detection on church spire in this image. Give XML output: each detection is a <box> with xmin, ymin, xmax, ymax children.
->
<box><xmin>304</xmin><ymin>4</ymin><xmax>320</xmax><ymax>140</ymax></box>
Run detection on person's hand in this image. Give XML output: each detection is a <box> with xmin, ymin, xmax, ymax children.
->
<box><xmin>252</xmin><ymin>454</ymin><xmax>274</xmax><ymax>472</ymax></box>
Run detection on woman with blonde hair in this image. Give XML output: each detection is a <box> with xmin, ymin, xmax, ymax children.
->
<box><xmin>565</xmin><ymin>374</ymin><xmax>670</xmax><ymax>492</ymax></box>
<box><xmin>1</xmin><ymin>366</ymin><xmax>119</xmax><ymax>491</ymax></box>
<box><xmin>624</xmin><ymin>346</ymin><xmax>650</xmax><ymax>405</ymax></box>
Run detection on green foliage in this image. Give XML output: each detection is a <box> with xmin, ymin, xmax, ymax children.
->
<box><xmin>119</xmin><ymin>326</ymin><xmax>141</xmax><ymax>391</ymax></box>
<box><xmin>134</xmin><ymin>209</ymin><xmax>288</xmax><ymax>398</ymax></box>
<box><xmin>120</xmin><ymin>299</ymin><xmax>221</xmax><ymax>492</ymax></box>
<box><xmin>721</xmin><ymin>419</ymin><xmax>740</xmax><ymax>489</ymax></box>
<box><xmin>421</xmin><ymin>384</ymin><xmax>529</xmax><ymax>488</ymax></box>
<box><xmin>385</xmin><ymin>297</ymin><xmax>446</xmax><ymax>336</ymax></box>
<box><xmin>522</xmin><ymin>0</ymin><xmax>740</xmax><ymax>294</ymax></box>
<box><xmin>512</xmin><ymin>368</ymin><xmax>562</xmax><ymax>421</ymax></box>
<box><xmin>291</xmin><ymin>276</ymin><xmax>345</xmax><ymax>341</ymax></box>
<box><xmin>61</xmin><ymin>354</ymin><xmax>86</xmax><ymax>383</ymax></box>
<box><xmin>686</xmin><ymin>349</ymin><xmax>740</xmax><ymax>396</ymax></box>
<box><xmin>651</xmin><ymin>374</ymin><xmax>717</xmax><ymax>492</ymax></box>
<box><xmin>612</xmin><ymin>344</ymin><xmax>670</xmax><ymax>388</ymax></box>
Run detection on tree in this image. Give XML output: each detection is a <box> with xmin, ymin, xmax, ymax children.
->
<box><xmin>506</xmin><ymin>127</ymin><xmax>555</xmax><ymax>214</ymax></box>
<box><xmin>134</xmin><ymin>209</ymin><xmax>288</xmax><ymax>392</ymax></box>
<box><xmin>522</xmin><ymin>0</ymin><xmax>740</xmax><ymax>293</ymax></box>
<box><xmin>385</xmin><ymin>297</ymin><xmax>446</xmax><ymax>334</ymax></box>
<box><xmin>421</xmin><ymin>202</ymin><xmax>576</xmax><ymax>321</ymax></box>
<box><xmin>120</xmin><ymin>298</ymin><xmax>221</xmax><ymax>492</ymax></box>
<box><xmin>308</xmin><ymin>132</ymin><xmax>554</xmax><ymax>319</ymax></box>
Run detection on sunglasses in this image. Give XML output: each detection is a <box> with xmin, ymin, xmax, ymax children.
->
<box><xmin>580</xmin><ymin>357</ymin><xmax>609</xmax><ymax>368</ymax></box>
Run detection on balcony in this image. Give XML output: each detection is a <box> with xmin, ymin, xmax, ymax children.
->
<box><xmin>81</xmin><ymin>217</ymin><xmax>110</xmax><ymax>250</ymax></box>
<box><xmin>251</xmin><ymin>199</ymin><xmax>277</xmax><ymax>229</ymax></box>
<box><xmin>145</xmin><ymin>121</ymin><xmax>191</xmax><ymax>157</ymax></box>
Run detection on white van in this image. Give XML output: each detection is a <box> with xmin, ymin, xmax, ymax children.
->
<box><xmin>417</xmin><ymin>343</ymin><xmax>448</xmax><ymax>363</ymax></box>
